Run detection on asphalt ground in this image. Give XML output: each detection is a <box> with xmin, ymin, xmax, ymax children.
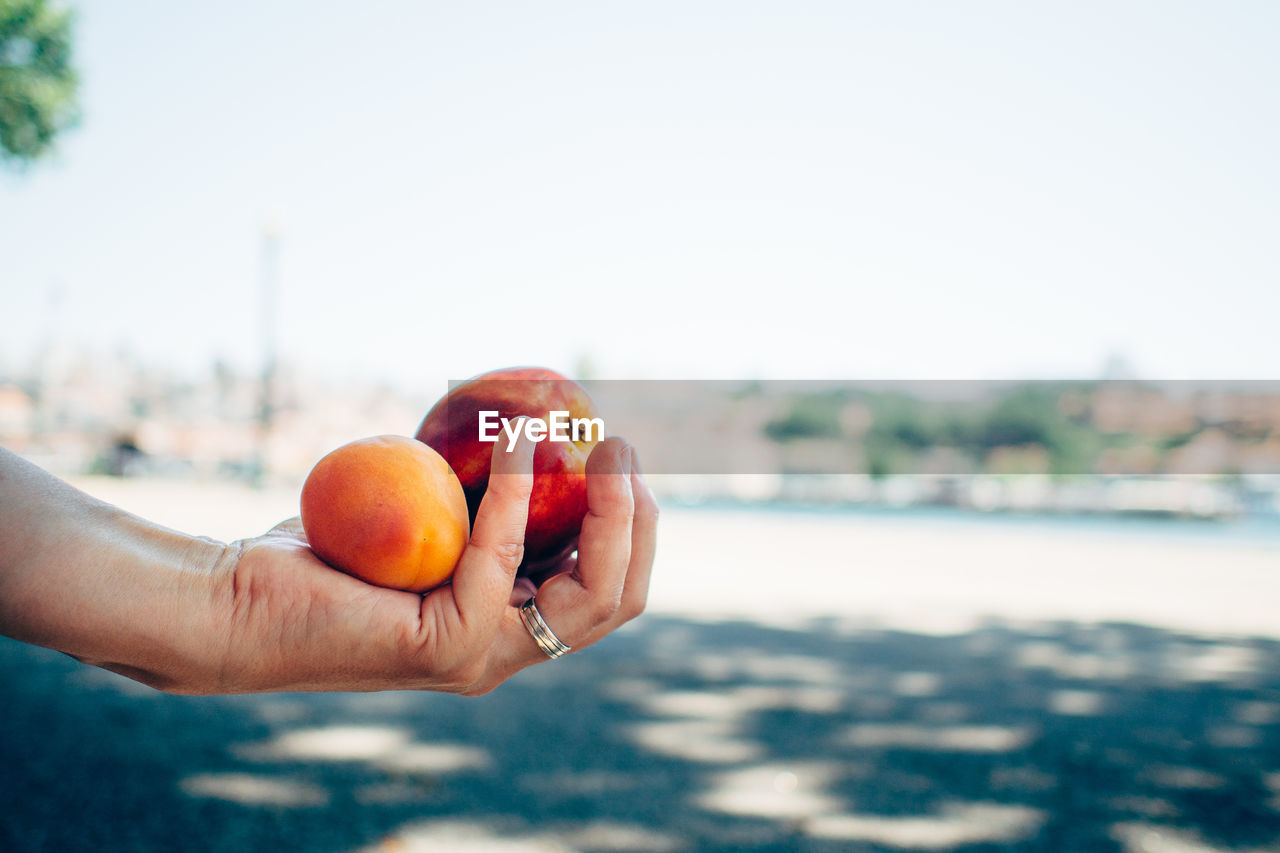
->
<box><xmin>3</xmin><ymin>614</ymin><xmax>1279</xmax><ymax>853</ymax></box>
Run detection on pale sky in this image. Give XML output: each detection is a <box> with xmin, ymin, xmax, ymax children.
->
<box><xmin>3</xmin><ymin>1</ymin><xmax>1278</xmax><ymax>389</ymax></box>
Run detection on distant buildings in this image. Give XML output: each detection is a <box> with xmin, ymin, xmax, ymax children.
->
<box><xmin>4</xmin><ymin>354</ymin><xmax>1278</xmax><ymax>518</ymax></box>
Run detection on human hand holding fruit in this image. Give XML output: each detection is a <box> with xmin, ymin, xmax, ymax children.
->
<box><xmin>299</xmin><ymin>367</ymin><xmax>604</xmax><ymax>596</ymax></box>
<box><xmin>209</xmin><ymin>429</ymin><xmax>654</xmax><ymax>693</ymax></box>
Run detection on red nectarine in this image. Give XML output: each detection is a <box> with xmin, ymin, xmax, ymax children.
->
<box><xmin>415</xmin><ymin>367</ymin><xmax>601</xmax><ymax>566</ymax></box>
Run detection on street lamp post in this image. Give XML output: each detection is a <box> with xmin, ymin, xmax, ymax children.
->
<box><xmin>256</xmin><ymin>222</ymin><xmax>279</xmax><ymax>487</ymax></box>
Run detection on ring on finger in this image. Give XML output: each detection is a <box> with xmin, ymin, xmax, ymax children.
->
<box><xmin>519</xmin><ymin>596</ymin><xmax>572</xmax><ymax>659</ymax></box>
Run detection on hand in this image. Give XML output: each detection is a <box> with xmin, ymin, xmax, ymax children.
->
<box><xmin>207</xmin><ymin>434</ymin><xmax>656</xmax><ymax>694</ymax></box>
<box><xmin>0</xmin><ymin>437</ymin><xmax>657</xmax><ymax>696</ymax></box>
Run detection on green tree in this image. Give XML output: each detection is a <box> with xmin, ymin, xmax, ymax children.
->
<box><xmin>764</xmin><ymin>391</ymin><xmax>846</xmax><ymax>442</ymax></box>
<box><xmin>0</xmin><ymin>0</ymin><xmax>77</xmax><ymax>163</ymax></box>
<box><xmin>970</xmin><ymin>385</ymin><xmax>1098</xmax><ymax>475</ymax></box>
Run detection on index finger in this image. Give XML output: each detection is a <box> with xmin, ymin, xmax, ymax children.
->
<box><xmin>438</xmin><ymin>426</ymin><xmax>535</xmax><ymax>637</ymax></box>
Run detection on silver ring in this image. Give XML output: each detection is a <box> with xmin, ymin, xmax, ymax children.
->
<box><xmin>520</xmin><ymin>596</ymin><xmax>572</xmax><ymax>659</ymax></box>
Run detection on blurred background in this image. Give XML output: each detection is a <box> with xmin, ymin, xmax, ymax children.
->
<box><xmin>2</xmin><ymin>1</ymin><xmax>1279</xmax><ymax>851</ymax></box>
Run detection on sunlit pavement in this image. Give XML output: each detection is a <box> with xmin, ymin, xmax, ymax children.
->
<box><xmin>3</xmin><ymin>615</ymin><xmax>1280</xmax><ymax>852</ymax></box>
<box><xmin>64</xmin><ymin>477</ymin><xmax>1280</xmax><ymax>639</ymax></box>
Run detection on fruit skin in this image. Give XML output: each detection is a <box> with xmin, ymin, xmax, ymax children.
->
<box><xmin>415</xmin><ymin>367</ymin><xmax>600</xmax><ymax>565</ymax></box>
<box><xmin>300</xmin><ymin>435</ymin><xmax>470</xmax><ymax>592</ymax></box>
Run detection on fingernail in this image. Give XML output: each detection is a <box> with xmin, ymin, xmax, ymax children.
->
<box><xmin>507</xmin><ymin>417</ymin><xmax>534</xmax><ymax>458</ymax></box>
<box><xmin>629</xmin><ymin>445</ymin><xmax>642</xmax><ymax>474</ymax></box>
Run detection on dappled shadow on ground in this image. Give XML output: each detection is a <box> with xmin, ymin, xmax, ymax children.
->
<box><xmin>2</xmin><ymin>617</ymin><xmax>1279</xmax><ymax>852</ymax></box>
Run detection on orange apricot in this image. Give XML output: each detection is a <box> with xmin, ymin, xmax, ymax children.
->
<box><xmin>300</xmin><ymin>435</ymin><xmax>470</xmax><ymax>592</ymax></box>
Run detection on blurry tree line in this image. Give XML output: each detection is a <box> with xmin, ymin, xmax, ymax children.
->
<box><xmin>0</xmin><ymin>0</ymin><xmax>77</xmax><ymax>164</ymax></box>
<box><xmin>763</xmin><ymin>383</ymin><xmax>1279</xmax><ymax>477</ymax></box>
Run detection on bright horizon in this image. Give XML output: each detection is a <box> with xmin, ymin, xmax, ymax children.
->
<box><xmin>3</xmin><ymin>1</ymin><xmax>1278</xmax><ymax>390</ymax></box>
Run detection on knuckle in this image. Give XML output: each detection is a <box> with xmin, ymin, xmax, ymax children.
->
<box><xmin>588</xmin><ymin>590</ymin><xmax>623</xmax><ymax>624</ymax></box>
<box><xmin>490</xmin><ymin>473</ymin><xmax>534</xmax><ymax>503</ymax></box>
<box><xmin>620</xmin><ymin>594</ymin><xmax>647</xmax><ymax>623</ymax></box>
<box><xmin>586</xmin><ymin>438</ymin><xmax>627</xmax><ymax>474</ymax></box>
<box><xmin>444</xmin><ymin>658</ymin><xmax>486</xmax><ymax>690</ymax></box>
<box><xmin>596</xmin><ymin>489</ymin><xmax>635</xmax><ymax>519</ymax></box>
<box><xmin>488</xmin><ymin>541</ymin><xmax>526</xmax><ymax>572</ymax></box>
<box><xmin>458</xmin><ymin>679</ymin><xmax>496</xmax><ymax>698</ymax></box>
<box><xmin>636</xmin><ymin>495</ymin><xmax>659</xmax><ymax>523</ymax></box>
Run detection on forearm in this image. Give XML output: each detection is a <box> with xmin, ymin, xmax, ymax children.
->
<box><xmin>0</xmin><ymin>447</ymin><xmax>230</xmax><ymax>692</ymax></box>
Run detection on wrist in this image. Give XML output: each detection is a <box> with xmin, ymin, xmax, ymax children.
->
<box><xmin>0</xmin><ymin>448</ymin><xmax>232</xmax><ymax>692</ymax></box>
<box><xmin>1</xmin><ymin>499</ymin><xmax>228</xmax><ymax>693</ymax></box>
<box><xmin>82</xmin><ymin>506</ymin><xmax>231</xmax><ymax>692</ymax></box>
